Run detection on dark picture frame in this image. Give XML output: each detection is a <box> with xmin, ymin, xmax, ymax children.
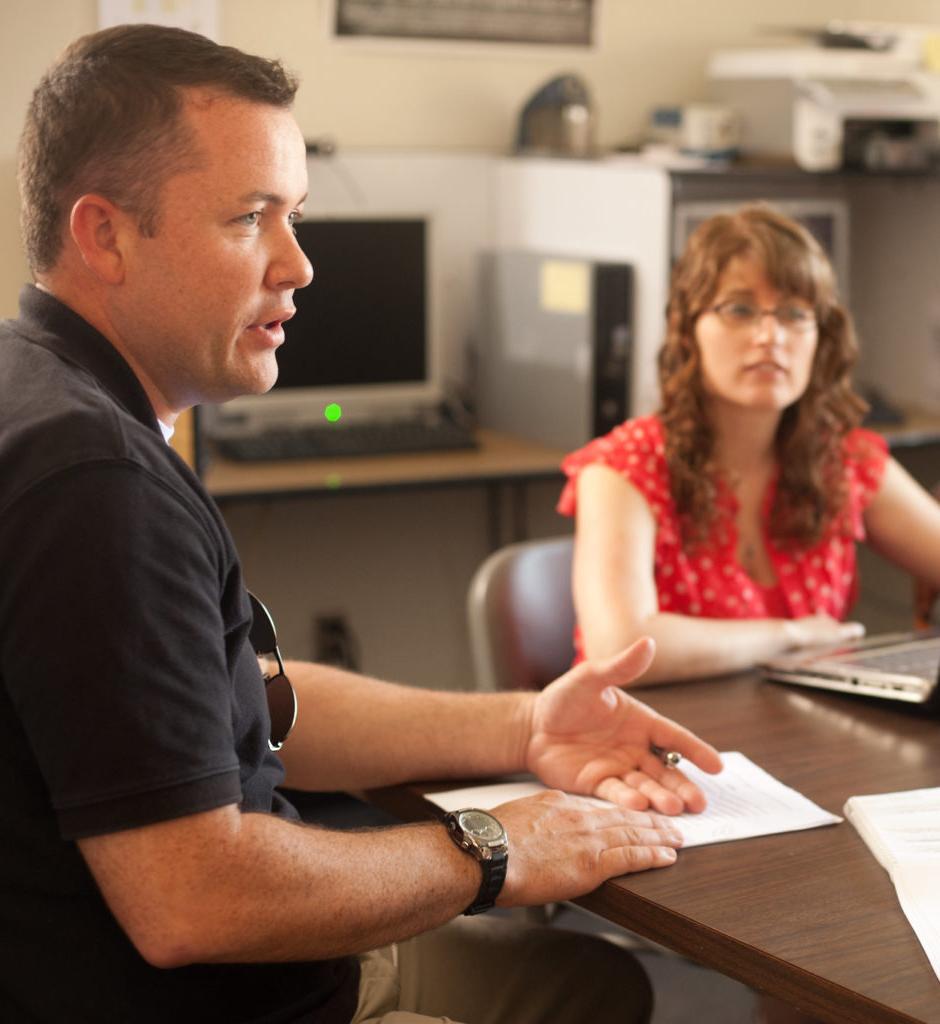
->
<box><xmin>332</xmin><ymin>0</ymin><xmax>595</xmax><ymax>48</ymax></box>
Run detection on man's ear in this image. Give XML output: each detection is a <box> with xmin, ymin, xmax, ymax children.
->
<box><xmin>68</xmin><ymin>194</ymin><xmax>135</xmax><ymax>285</ymax></box>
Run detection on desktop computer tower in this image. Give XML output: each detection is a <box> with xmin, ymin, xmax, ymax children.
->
<box><xmin>475</xmin><ymin>250</ymin><xmax>633</xmax><ymax>450</ymax></box>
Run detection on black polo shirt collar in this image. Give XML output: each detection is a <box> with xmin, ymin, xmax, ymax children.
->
<box><xmin>15</xmin><ymin>284</ymin><xmax>161</xmax><ymax>437</ymax></box>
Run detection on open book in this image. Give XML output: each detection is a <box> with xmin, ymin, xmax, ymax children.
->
<box><xmin>844</xmin><ymin>788</ymin><xmax>940</xmax><ymax>981</ymax></box>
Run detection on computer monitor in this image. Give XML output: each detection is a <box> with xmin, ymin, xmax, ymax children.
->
<box><xmin>671</xmin><ymin>198</ymin><xmax>850</xmax><ymax>297</ymax></box>
<box><xmin>203</xmin><ymin>215</ymin><xmax>436</xmax><ymax>435</ymax></box>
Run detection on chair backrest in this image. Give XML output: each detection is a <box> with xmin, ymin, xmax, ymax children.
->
<box><xmin>913</xmin><ymin>482</ymin><xmax>940</xmax><ymax>630</ymax></box>
<box><xmin>467</xmin><ymin>535</ymin><xmax>575</xmax><ymax>691</ymax></box>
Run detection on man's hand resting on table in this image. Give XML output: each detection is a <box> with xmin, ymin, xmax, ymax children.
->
<box><xmin>493</xmin><ymin>789</ymin><xmax>685</xmax><ymax>907</ymax></box>
<box><xmin>524</xmin><ymin>637</ymin><xmax>723</xmax><ymax>815</ymax></box>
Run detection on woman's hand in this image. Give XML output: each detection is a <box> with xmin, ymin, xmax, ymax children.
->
<box><xmin>782</xmin><ymin>615</ymin><xmax>864</xmax><ymax>651</ymax></box>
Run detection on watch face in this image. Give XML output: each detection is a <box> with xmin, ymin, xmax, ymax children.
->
<box><xmin>459</xmin><ymin>810</ymin><xmax>504</xmax><ymax>842</ymax></box>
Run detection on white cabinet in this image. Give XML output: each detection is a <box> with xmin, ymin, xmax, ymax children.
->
<box><xmin>305</xmin><ymin>151</ymin><xmax>940</xmax><ymax>419</ymax></box>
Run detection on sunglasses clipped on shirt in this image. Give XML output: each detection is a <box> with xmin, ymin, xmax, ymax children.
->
<box><xmin>247</xmin><ymin>591</ymin><xmax>298</xmax><ymax>752</ymax></box>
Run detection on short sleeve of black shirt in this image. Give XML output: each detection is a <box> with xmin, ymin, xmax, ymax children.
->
<box><xmin>1</xmin><ymin>455</ymin><xmax>248</xmax><ymax>837</ymax></box>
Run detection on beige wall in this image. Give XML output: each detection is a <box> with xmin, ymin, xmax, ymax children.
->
<box><xmin>3</xmin><ymin>1</ymin><xmax>938</xmax><ymax>687</ymax></box>
<box><xmin>3</xmin><ymin>0</ymin><xmax>940</xmax><ymax>314</ymax></box>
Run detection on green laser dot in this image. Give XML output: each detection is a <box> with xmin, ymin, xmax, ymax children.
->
<box><xmin>324</xmin><ymin>403</ymin><xmax>342</xmax><ymax>423</ymax></box>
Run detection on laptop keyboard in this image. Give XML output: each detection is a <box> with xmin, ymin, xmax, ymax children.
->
<box><xmin>213</xmin><ymin>417</ymin><xmax>478</xmax><ymax>461</ymax></box>
<box><xmin>846</xmin><ymin>639</ymin><xmax>940</xmax><ymax>677</ymax></box>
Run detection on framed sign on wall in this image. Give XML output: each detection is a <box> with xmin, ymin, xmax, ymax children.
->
<box><xmin>331</xmin><ymin>0</ymin><xmax>596</xmax><ymax>48</ymax></box>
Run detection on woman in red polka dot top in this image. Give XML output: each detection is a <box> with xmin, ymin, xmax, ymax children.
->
<box><xmin>559</xmin><ymin>205</ymin><xmax>940</xmax><ymax>685</ymax></box>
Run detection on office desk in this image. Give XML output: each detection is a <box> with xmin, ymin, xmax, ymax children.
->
<box><xmin>368</xmin><ymin>674</ymin><xmax>940</xmax><ymax>1024</ymax></box>
<box><xmin>879</xmin><ymin>409</ymin><xmax>940</xmax><ymax>451</ymax></box>
<box><xmin>203</xmin><ymin>429</ymin><xmax>565</xmax><ymax>500</ymax></box>
<box><xmin>202</xmin><ymin>429</ymin><xmax>566</xmax><ymax>548</ymax></box>
<box><xmin>198</xmin><ymin>417</ymin><xmax>939</xmax><ymax>510</ymax></box>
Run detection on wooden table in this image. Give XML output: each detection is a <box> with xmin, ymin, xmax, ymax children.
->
<box><xmin>368</xmin><ymin>673</ymin><xmax>940</xmax><ymax>1024</ymax></box>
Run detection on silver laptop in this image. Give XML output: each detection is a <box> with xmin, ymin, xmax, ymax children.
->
<box><xmin>762</xmin><ymin>630</ymin><xmax>940</xmax><ymax>707</ymax></box>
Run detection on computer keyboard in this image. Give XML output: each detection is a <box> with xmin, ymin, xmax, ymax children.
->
<box><xmin>213</xmin><ymin>417</ymin><xmax>478</xmax><ymax>461</ymax></box>
<box><xmin>847</xmin><ymin>638</ymin><xmax>940</xmax><ymax>678</ymax></box>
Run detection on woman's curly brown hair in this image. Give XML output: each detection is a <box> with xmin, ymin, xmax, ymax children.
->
<box><xmin>658</xmin><ymin>204</ymin><xmax>867</xmax><ymax>550</ymax></box>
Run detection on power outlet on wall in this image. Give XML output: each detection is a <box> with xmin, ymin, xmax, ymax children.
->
<box><xmin>313</xmin><ymin>614</ymin><xmax>360</xmax><ymax>671</ymax></box>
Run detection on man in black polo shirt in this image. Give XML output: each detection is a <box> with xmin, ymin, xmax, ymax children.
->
<box><xmin>0</xmin><ymin>24</ymin><xmax>723</xmax><ymax>1024</ymax></box>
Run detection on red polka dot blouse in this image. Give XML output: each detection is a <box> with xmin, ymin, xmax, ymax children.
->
<box><xmin>558</xmin><ymin>415</ymin><xmax>888</xmax><ymax>659</ymax></box>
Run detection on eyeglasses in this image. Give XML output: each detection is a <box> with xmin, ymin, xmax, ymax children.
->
<box><xmin>247</xmin><ymin>591</ymin><xmax>298</xmax><ymax>752</ymax></box>
<box><xmin>709</xmin><ymin>300</ymin><xmax>817</xmax><ymax>334</ymax></box>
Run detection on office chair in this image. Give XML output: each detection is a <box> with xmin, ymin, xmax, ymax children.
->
<box><xmin>466</xmin><ymin>535</ymin><xmax>574</xmax><ymax>926</ymax></box>
<box><xmin>465</xmin><ymin>534</ymin><xmax>685</xmax><ymax>945</ymax></box>
<box><xmin>466</xmin><ymin>535</ymin><xmax>575</xmax><ymax>692</ymax></box>
<box><xmin>914</xmin><ymin>575</ymin><xmax>939</xmax><ymax>630</ymax></box>
<box><xmin>913</xmin><ymin>483</ymin><xmax>940</xmax><ymax>630</ymax></box>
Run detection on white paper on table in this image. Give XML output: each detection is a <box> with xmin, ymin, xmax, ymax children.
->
<box><xmin>427</xmin><ymin>751</ymin><xmax>841</xmax><ymax>849</ymax></box>
<box><xmin>892</xmin><ymin>863</ymin><xmax>940</xmax><ymax>981</ymax></box>
<box><xmin>845</xmin><ymin>787</ymin><xmax>940</xmax><ymax>870</ymax></box>
<box><xmin>844</xmin><ymin>787</ymin><xmax>940</xmax><ymax>982</ymax></box>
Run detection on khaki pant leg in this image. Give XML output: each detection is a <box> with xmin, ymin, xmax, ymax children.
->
<box><xmin>351</xmin><ymin>945</ymin><xmax>461</xmax><ymax>1024</ymax></box>
<box><xmin>397</xmin><ymin>915</ymin><xmax>652</xmax><ymax>1024</ymax></box>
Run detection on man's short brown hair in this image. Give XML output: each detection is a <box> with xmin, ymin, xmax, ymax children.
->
<box><xmin>17</xmin><ymin>23</ymin><xmax>299</xmax><ymax>274</ymax></box>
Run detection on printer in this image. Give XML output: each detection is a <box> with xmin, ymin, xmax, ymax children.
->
<box><xmin>707</xmin><ymin>37</ymin><xmax>940</xmax><ymax>171</ymax></box>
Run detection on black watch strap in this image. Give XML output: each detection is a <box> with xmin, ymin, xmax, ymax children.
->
<box><xmin>464</xmin><ymin>846</ymin><xmax>508</xmax><ymax>916</ymax></box>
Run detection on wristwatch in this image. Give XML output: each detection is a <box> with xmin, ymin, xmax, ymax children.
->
<box><xmin>444</xmin><ymin>808</ymin><xmax>509</xmax><ymax>916</ymax></box>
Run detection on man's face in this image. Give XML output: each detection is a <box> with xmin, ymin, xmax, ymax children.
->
<box><xmin>111</xmin><ymin>90</ymin><xmax>312</xmax><ymax>413</ymax></box>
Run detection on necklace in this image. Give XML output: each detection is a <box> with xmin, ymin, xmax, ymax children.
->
<box><xmin>741</xmin><ymin>540</ymin><xmax>759</xmax><ymax>575</ymax></box>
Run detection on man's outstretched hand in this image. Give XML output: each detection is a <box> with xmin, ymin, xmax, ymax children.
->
<box><xmin>525</xmin><ymin>638</ymin><xmax>723</xmax><ymax>815</ymax></box>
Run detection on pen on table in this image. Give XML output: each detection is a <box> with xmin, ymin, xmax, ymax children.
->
<box><xmin>650</xmin><ymin>745</ymin><xmax>682</xmax><ymax>769</ymax></box>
